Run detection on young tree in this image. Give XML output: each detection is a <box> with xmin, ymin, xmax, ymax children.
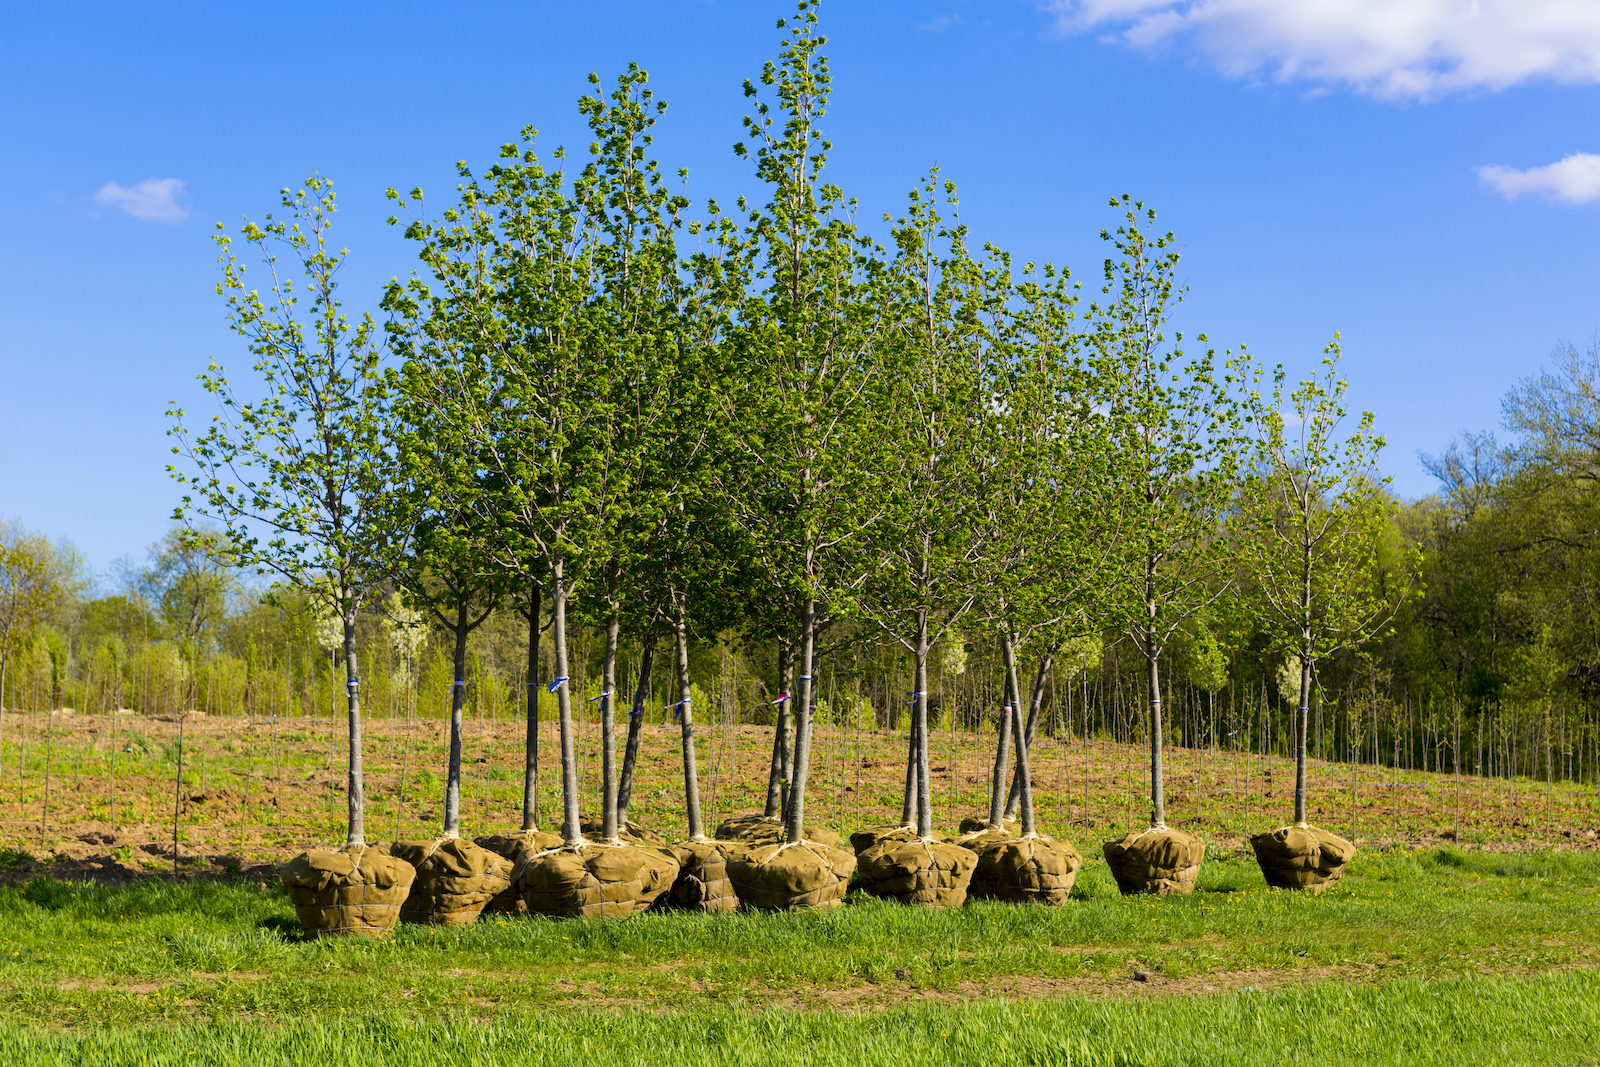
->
<box><xmin>1093</xmin><ymin>198</ymin><xmax>1251</xmax><ymax>895</ymax></box>
<box><xmin>718</xmin><ymin>0</ymin><xmax>874</xmax><ymax>908</ymax></box>
<box><xmin>388</xmin><ymin>67</ymin><xmax>690</xmax><ymax>915</ymax></box>
<box><xmin>170</xmin><ymin>177</ymin><xmax>409</xmax><ymax>849</ymax></box>
<box><xmin>172</xmin><ymin>177</ymin><xmax>417</xmax><ymax>936</ymax></box>
<box><xmin>1238</xmin><ymin>343</ymin><xmax>1412</xmax><ymax>889</ymax></box>
<box><xmin>722</xmin><ymin>0</ymin><xmax>882</xmax><ymax>847</ymax></box>
<box><xmin>852</xmin><ymin>174</ymin><xmax>990</xmax><ymax>854</ymax></box>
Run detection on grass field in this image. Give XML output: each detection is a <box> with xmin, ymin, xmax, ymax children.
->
<box><xmin>0</xmin><ymin>846</ymin><xmax>1595</xmax><ymax>1062</ymax></box>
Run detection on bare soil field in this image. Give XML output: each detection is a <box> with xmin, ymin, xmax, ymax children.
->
<box><xmin>0</xmin><ymin>707</ymin><xmax>1593</xmax><ymax>884</ymax></box>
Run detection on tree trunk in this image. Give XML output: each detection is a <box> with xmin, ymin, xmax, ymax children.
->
<box><xmin>763</xmin><ymin>639</ymin><xmax>794</xmax><ymax>819</ymax></box>
<box><xmin>783</xmin><ymin>599</ymin><xmax>818</xmax><ymax>845</ymax></box>
<box><xmin>599</xmin><ymin>592</ymin><xmax>622</xmax><ymax>842</ymax></box>
<box><xmin>1004</xmin><ymin>649</ymin><xmax>1056</xmax><ymax>818</ymax></box>
<box><xmin>673</xmin><ymin>594</ymin><xmax>704</xmax><ymax>840</ymax></box>
<box><xmin>343</xmin><ymin>608</ymin><xmax>366</xmax><ymax>846</ymax></box>
<box><xmin>1001</xmin><ymin>632</ymin><xmax>1036</xmax><ymax>836</ymax></box>
<box><xmin>550</xmin><ymin>558</ymin><xmax>581</xmax><ymax>845</ymax></box>
<box><xmin>522</xmin><ymin>584</ymin><xmax>541</xmax><ymax>831</ymax></box>
<box><xmin>1295</xmin><ymin>643</ymin><xmax>1313</xmax><ymax>826</ymax></box>
<box><xmin>984</xmin><ymin>638</ymin><xmax>1016</xmax><ymax>831</ymax></box>
<box><xmin>442</xmin><ymin>597</ymin><xmax>470</xmax><ymax>838</ymax></box>
<box><xmin>899</xmin><ymin>703</ymin><xmax>920</xmax><ymax>827</ymax></box>
<box><xmin>616</xmin><ymin>632</ymin><xmax>657</xmax><ymax>826</ymax></box>
<box><xmin>913</xmin><ymin>605</ymin><xmax>932</xmax><ymax>839</ymax></box>
<box><xmin>1147</xmin><ymin>643</ymin><xmax>1165</xmax><ymax>829</ymax></box>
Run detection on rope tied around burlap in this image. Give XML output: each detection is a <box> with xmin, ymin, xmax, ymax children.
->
<box><xmin>516</xmin><ymin>839</ymin><xmax>677</xmax><ymax>919</ymax></box>
<box><xmin>280</xmin><ymin>842</ymin><xmax>416</xmax><ymax>939</ymax></box>
<box><xmin>1102</xmin><ymin>824</ymin><xmax>1204</xmax><ymax>896</ymax></box>
<box><xmin>727</xmin><ymin>837</ymin><xmax>856</xmax><ymax>912</ymax></box>
<box><xmin>393</xmin><ymin>836</ymin><xmax>513</xmax><ymax>926</ymax></box>
<box><xmin>857</xmin><ymin>835</ymin><xmax>977</xmax><ymax>909</ymax></box>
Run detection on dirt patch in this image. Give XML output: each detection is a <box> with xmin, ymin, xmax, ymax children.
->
<box><xmin>0</xmin><ymin>712</ymin><xmax>1596</xmax><ymax>873</ymax></box>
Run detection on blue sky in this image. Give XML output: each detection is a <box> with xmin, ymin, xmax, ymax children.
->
<box><xmin>3</xmin><ymin>1</ymin><xmax>1598</xmax><ymax>573</ymax></box>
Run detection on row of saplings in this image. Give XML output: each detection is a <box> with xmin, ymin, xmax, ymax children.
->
<box><xmin>280</xmin><ymin>658</ymin><xmax>1354</xmax><ymax>937</ymax></box>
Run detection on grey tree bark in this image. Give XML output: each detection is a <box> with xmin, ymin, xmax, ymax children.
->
<box><xmin>616</xmin><ymin>632</ymin><xmax>657</xmax><ymax>826</ymax></box>
<box><xmin>550</xmin><ymin>559</ymin><xmax>582</xmax><ymax>845</ymax></box>
<box><xmin>673</xmin><ymin>593</ymin><xmax>705</xmax><ymax>840</ymax></box>
<box><xmin>783</xmin><ymin>599</ymin><xmax>818</xmax><ymax>845</ymax></box>
<box><xmin>522</xmin><ymin>584</ymin><xmax>541</xmax><ymax>831</ymax></box>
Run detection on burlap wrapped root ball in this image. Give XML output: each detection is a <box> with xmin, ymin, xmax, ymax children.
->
<box><xmin>390</xmin><ymin>837</ymin><xmax>513</xmax><ymax>926</ymax></box>
<box><xmin>716</xmin><ymin>814</ymin><xmax>841</xmax><ymax>849</ymax></box>
<box><xmin>279</xmin><ymin>845</ymin><xmax>416</xmax><ymax>940</ymax></box>
<box><xmin>517</xmin><ymin>841</ymin><xmax>679</xmax><ymax>919</ymax></box>
<box><xmin>663</xmin><ymin>839</ymin><xmax>745</xmax><ymax>912</ymax></box>
<box><xmin>474</xmin><ymin>830</ymin><xmax>562</xmax><ymax>915</ymax></box>
<box><xmin>1102</xmin><ymin>827</ymin><xmax>1204</xmax><ymax>896</ymax></box>
<box><xmin>968</xmin><ymin>833</ymin><xmax>1081</xmax><ymax>905</ymax></box>
<box><xmin>856</xmin><ymin>837</ymin><xmax>977</xmax><ymax>908</ymax></box>
<box><xmin>1250</xmin><ymin>824</ymin><xmax>1355</xmax><ymax>892</ymax></box>
<box><xmin>727</xmin><ymin>840</ymin><xmax>857</xmax><ymax>912</ymax></box>
<box><xmin>958</xmin><ymin>815</ymin><xmax>1020</xmax><ymax>836</ymax></box>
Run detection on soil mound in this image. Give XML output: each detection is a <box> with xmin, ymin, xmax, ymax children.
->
<box><xmin>279</xmin><ymin>844</ymin><xmax>415</xmax><ymax>939</ymax></box>
<box><xmin>726</xmin><ymin>839</ymin><xmax>856</xmax><ymax>912</ymax></box>
<box><xmin>855</xmin><ymin>837</ymin><xmax>976</xmax><ymax>908</ymax></box>
<box><xmin>1249</xmin><ymin>824</ymin><xmax>1356</xmax><ymax>892</ymax></box>
<box><xmin>390</xmin><ymin>837</ymin><xmax>512</xmax><ymax>926</ymax></box>
<box><xmin>967</xmin><ymin>833</ymin><xmax>1081</xmax><ymax>904</ymax></box>
<box><xmin>516</xmin><ymin>841</ymin><xmax>678</xmax><ymax>919</ymax></box>
<box><xmin>1101</xmin><ymin>826</ymin><xmax>1204</xmax><ymax>896</ymax></box>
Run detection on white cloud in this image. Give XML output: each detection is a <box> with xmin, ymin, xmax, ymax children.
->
<box><xmin>94</xmin><ymin>178</ymin><xmax>188</xmax><ymax>222</ymax></box>
<box><xmin>1046</xmin><ymin>0</ymin><xmax>1600</xmax><ymax>101</ymax></box>
<box><xmin>920</xmin><ymin>13</ymin><xmax>962</xmax><ymax>31</ymax></box>
<box><xmin>1476</xmin><ymin>152</ymin><xmax>1600</xmax><ymax>204</ymax></box>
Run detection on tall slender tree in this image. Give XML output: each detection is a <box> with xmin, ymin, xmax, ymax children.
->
<box><xmin>719</xmin><ymin>1</ymin><xmax>876</xmax><ymax>908</ymax></box>
<box><xmin>170</xmin><ymin>177</ymin><xmax>409</xmax><ymax>848</ymax></box>
<box><xmin>172</xmin><ymin>177</ymin><xmax>417</xmax><ymax>936</ymax></box>
<box><xmin>852</xmin><ymin>174</ymin><xmax>991</xmax><ymax>852</ymax></box>
<box><xmin>1093</xmin><ymin>198</ymin><xmax>1251</xmax><ymax>895</ymax></box>
<box><xmin>1238</xmin><ymin>343</ymin><xmax>1411</xmax><ymax>889</ymax></box>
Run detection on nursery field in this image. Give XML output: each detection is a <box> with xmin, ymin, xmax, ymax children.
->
<box><xmin>0</xmin><ymin>847</ymin><xmax>1595</xmax><ymax>1064</ymax></box>
<box><xmin>0</xmin><ymin>709</ymin><xmax>1592</xmax><ymax>876</ymax></box>
<box><xmin>0</xmin><ymin>710</ymin><xmax>1595</xmax><ymax>1063</ymax></box>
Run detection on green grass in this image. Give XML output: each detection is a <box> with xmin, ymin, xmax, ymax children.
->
<box><xmin>0</xmin><ymin>971</ymin><xmax>1594</xmax><ymax>1065</ymax></box>
<box><xmin>0</xmin><ymin>847</ymin><xmax>1594</xmax><ymax>1061</ymax></box>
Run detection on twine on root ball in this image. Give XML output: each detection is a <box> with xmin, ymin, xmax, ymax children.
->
<box><xmin>516</xmin><ymin>840</ymin><xmax>679</xmax><ymax>920</ymax></box>
<box><xmin>390</xmin><ymin>836</ymin><xmax>512</xmax><ymax>926</ymax></box>
<box><xmin>1249</xmin><ymin>824</ymin><xmax>1356</xmax><ymax>892</ymax></box>
<box><xmin>716</xmin><ymin>813</ymin><xmax>841</xmax><ymax>849</ymax></box>
<box><xmin>279</xmin><ymin>844</ymin><xmax>415</xmax><ymax>940</ymax></box>
<box><xmin>1101</xmin><ymin>825</ymin><xmax>1204</xmax><ymax>896</ymax></box>
<box><xmin>663</xmin><ymin>838</ymin><xmax>745</xmax><ymax>912</ymax></box>
<box><xmin>579</xmin><ymin>814</ymin><xmax>668</xmax><ymax>847</ymax></box>
<box><xmin>475</xmin><ymin>829</ymin><xmax>562</xmax><ymax>915</ymax></box>
<box><xmin>967</xmin><ymin>832</ymin><xmax>1082</xmax><ymax>905</ymax></box>
<box><xmin>726</xmin><ymin>839</ymin><xmax>856</xmax><ymax>912</ymax></box>
<box><xmin>849</xmin><ymin>823</ymin><xmax>930</xmax><ymax>855</ymax></box>
<box><xmin>855</xmin><ymin>836</ymin><xmax>977</xmax><ymax>908</ymax></box>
